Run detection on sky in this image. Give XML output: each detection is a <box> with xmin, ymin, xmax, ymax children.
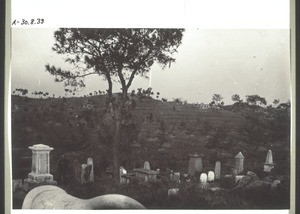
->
<box><xmin>11</xmin><ymin>28</ymin><xmax>291</xmax><ymax>105</ymax></box>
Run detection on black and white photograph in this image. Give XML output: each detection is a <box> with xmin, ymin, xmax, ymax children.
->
<box><xmin>7</xmin><ymin>0</ymin><xmax>294</xmax><ymax>213</ymax></box>
<box><xmin>10</xmin><ymin>27</ymin><xmax>291</xmax><ymax>210</ymax></box>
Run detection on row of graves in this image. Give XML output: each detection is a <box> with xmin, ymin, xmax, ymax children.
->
<box><xmin>13</xmin><ymin>144</ymin><xmax>283</xmax><ymax>203</ymax></box>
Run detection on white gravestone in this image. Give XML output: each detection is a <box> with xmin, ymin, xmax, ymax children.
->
<box><xmin>264</xmin><ymin>150</ymin><xmax>275</xmax><ymax>172</ymax></box>
<box><xmin>143</xmin><ymin>162</ymin><xmax>150</xmax><ymax>170</ymax></box>
<box><xmin>207</xmin><ymin>171</ymin><xmax>215</xmax><ymax>182</ymax></box>
<box><xmin>25</xmin><ymin>144</ymin><xmax>56</xmax><ymax>184</ymax></box>
<box><xmin>214</xmin><ymin>161</ymin><xmax>221</xmax><ymax>180</ymax></box>
<box><xmin>235</xmin><ymin>152</ymin><xmax>245</xmax><ymax>174</ymax></box>
<box><xmin>119</xmin><ymin>166</ymin><xmax>127</xmax><ymax>184</ymax></box>
<box><xmin>200</xmin><ymin>173</ymin><xmax>207</xmax><ymax>183</ymax></box>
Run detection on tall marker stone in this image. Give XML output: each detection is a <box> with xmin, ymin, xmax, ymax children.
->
<box><xmin>264</xmin><ymin>150</ymin><xmax>275</xmax><ymax>172</ymax></box>
<box><xmin>235</xmin><ymin>152</ymin><xmax>245</xmax><ymax>174</ymax></box>
<box><xmin>87</xmin><ymin>157</ymin><xmax>94</xmax><ymax>182</ymax></box>
<box><xmin>214</xmin><ymin>161</ymin><xmax>221</xmax><ymax>180</ymax></box>
<box><xmin>119</xmin><ymin>166</ymin><xmax>127</xmax><ymax>184</ymax></box>
<box><xmin>188</xmin><ymin>153</ymin><xmax>203</xmax><ymax>176</ymax></box>
<box><xmin>25</xmin><ymin>144</ymin><xmax>56</xmax><ymax>184</ymax></box>
<box><xmin>23</xmin><ymin>144</ymin><xmax>56</xmax><ymax>191</ymax></box>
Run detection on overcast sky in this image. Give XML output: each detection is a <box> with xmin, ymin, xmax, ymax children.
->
<box><xmin>11</xmin><ymin>28</ymin><xmax>290</xmax><ymax>105</ymax></box>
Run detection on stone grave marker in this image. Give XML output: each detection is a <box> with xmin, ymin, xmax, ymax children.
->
<box><xmin>235</xmin><ymin>175</ymin><xmax>245</xmax><ymax>183</ymax></box>
<box><xmin>87</xmin><ymin>157</ymin><xmax>94</xmax><ymax>182</ymax></box>
<box><xmin>235</xmin><ymin>152</ymin><xmax>245</xmax><ymax>174</ymax></box>
<box><xmin>200</xmin><ymin>173</ymin><xmax>207</xmax><ymax>183</ymax></box>
<box><xmin>143</xmin><ymin>161</ymin><xmax>150</xmax><ymax>170</ymax></box>
<box><xmin>119</xmin><ymin>166</ymin><xmax>127</xmax><ymax>184</ymax></box>
<box><xmin>207</xmin><ymin>171</ymin><xmax>215</xmax><ymax>182</ymax></box>
<box><xmin>264</xmin><ymin>150</ymin><xmax>275</xmax><ymax>172</ymax></box>
<box><xmin>73</xmin><ymin>159</ymin><xmax>81</xmax><ymax>183</ymax></box>
<box><xmin>214</xmin><ymin>161</ymin><xmax>221</xmax><ymax>180</ymax></box>
<box><xmin>173</xmin><ymin>172</ymin><xmax>180</xmax><ymax>182</ymax></box>
<box><xmin>24</xmin><ymin>144</ymin><xmax>56</xmax><ymax>187</ymax></box>
<box><xmin>80</xmin><ymin>158</ymin><xmax>94</xmax><ymax>184</ymax></box>
<box><xmin>188</xmin><ymin>153</ymin><xmax>203</xmax><ymax>176</ymax></box>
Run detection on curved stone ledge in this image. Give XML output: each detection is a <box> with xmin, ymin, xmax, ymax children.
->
<box><xmin>22</xmin><ymin>185</ymin><xmax>145</xmax><ymax>209</ymax></box>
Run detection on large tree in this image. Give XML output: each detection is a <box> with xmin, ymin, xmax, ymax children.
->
<box><xmin>46</xmin><ymin>28</ymin><xmax>184</xmax><ymax>181</ymax></box>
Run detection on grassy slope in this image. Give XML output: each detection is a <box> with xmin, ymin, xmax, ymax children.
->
<box><xmin>11</xmin><ymin>95</ymin><xmax>290</xmax><ymax>179</ymax></box>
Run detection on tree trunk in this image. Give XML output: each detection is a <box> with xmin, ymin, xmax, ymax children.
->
<box><xmin>112</xmin><ymin>107</ymin><xmax>122</xmax><ymax>183</ymax></box>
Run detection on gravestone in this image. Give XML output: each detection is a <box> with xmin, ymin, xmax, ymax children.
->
<box><xmin>188</xmin><ymin>153</ymin><xmax>203</xmax><ymax>176</ymax></box>
<box><xmin>207</xmin><ymin>171</ymin><xmax>215</xmax><ymax>182</ymax></box>
<box><xmin>143</xmin><ymin>161</ymin><xmax>150</xmax><ymax>170</ymax></box>
<box><xmin>235</xmin><ymin>152</ymin><xmax>245</xmax><ymax>174</ymax></box>
<box><xmin>119</xmin><ymin>166</ymin><xmax>127</xmax><ymax>184</ymax></box>
<box><xmin>24</xmin><ymin>144</ymin><xmax>56</xmax><ymax>187</ymax></box>
<box><xmin>214</xmin><ymin>161</ymin><xmax>221</xmax><ymax>180</ymax></box>
<box><xmin>264</xmin><ymin>150</ymin><xmax>275</xmax><ymax>172</ymax></box>
<box><xmin>235</xmin><ymin>175</ymin><xmax>245</xmax><ymax>183</ymax></box>
<box><xmin>73</xmin><ymin>159</ymin><xmax>81</xmax><ymax>183</ymax></box>
<box><xmin>87</xmin><ymin>157</ymin><xmax>94</xmax><ymax>182</ymax></box>
<box><xmin>134</xmin><ymin>168</ymin><xmax>158</xmax><ymax>182</ymax></box>
<box><xmin>271</xmin><ymin>179</ymin><xmax>281</xmax><ymax>190</ymax></box>
<box><xmin>173</xmin><ymin>172</ymin><xmax>180</xmax><ymax>182</ymax></box>
<box><xmin>200</xmin><ymin>173</ymin><xmax>207</xmax><ymax>183</ymax></box>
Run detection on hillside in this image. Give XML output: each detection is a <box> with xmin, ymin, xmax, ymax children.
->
<box><xmin>11</xmin><ymin>95</ymin><xmax>290</xmax><ymax>180</ymax></box>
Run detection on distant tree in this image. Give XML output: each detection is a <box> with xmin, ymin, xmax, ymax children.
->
<box><xmin>231</xmin><ymin>94</ymin><xmax>242</xmax><ymax>103</ymax></box>
<box><xmin>45</xmin><ymin>28</ymin><xmax>184</xmax><ymax>181</ymax></box>
<box><xmin>173</xmin><ymin>98</ymin><xmax>183</xmax><ymax>105</ymax></box>
<box><xmin>161</xmin><ymin>98</ymin><xmax>168</xmax><ymax>102</ymax></box>
<box><xmin>246</xmin><ymin>95</ymin><xmax>267</xmax><ymax>106</ymax></box>
<box><xmin>156</xmin><ymin>92</ymin><xmax>160</xmax><ymax>99</ymax></box>
<box><xmin>273</xmin><ymin>99</ymin><xmax>280</xmax><ymax>107</ymax></box>
<box><xmin>210</xmin><ymin>94</ymin><xmax>224</xmax><ymax>108</ymax></box>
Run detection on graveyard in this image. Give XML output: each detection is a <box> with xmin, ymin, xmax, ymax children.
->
<box><xmin>11</xmin><ymin>93</ymin><xmax>290</xmax><ymax>209</ymax></box>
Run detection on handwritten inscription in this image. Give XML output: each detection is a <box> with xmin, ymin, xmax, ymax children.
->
<box><xmin>12</xmin><ymin>18</ymin><xmax>44</xmax><ymax>26</ymax></box>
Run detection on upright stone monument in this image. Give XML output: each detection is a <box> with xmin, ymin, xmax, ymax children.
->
<box><xmin>80</xmin><ymin>158</ymin><xmax>94</xmax><ymax>184</ymax></box>
<box><xmin>23</xmin><ymin>144</ymin><xmax>56</xmax><ymax>191</ymax></box>
<box><xmin>199</xmin><ymin>173</ymin><xmax>207</xmax><ymax>183</ymax></box>
<box><xmin>188</xmin><ymin>153</ymin><xmax>203</xmax><ymax>176</ymax></box>
<box><xmin>207</xmin><ymin>171</ymin><xmax>215</xmax><ymax>182</ymax></box>
<box><xmin>87</xmin><ymin>157</ymin><xmax>94</xmax><ymax>182</ymax></box>
<box><xmin>235</xmin><ymin>152</ymin><xmax>245</xmax><ymax>174</ymax></box>
<box><xmin>73</xmin><ymin>159</ymin><xmax>81</xmax><ymax>183</ymax></box>
<box><xmin>119</xmin><ymin>166</ymin><xmax>127</xmax><ymax>184</ymax></box>
<box><xmin>143</xmin><ymin>161</ymin><xmax>151</xmax><ymax>170</ymax></box>
<box><xmin>264</xmin><ymin>150</ymin><xmax>275</xmax><ymax>172</ymax></box>
<box><xmin>214</xmin><ymin>161</ymin><xmax>221</xmax><ymax>180</ymax></box>
<box><xmin>25</xmin><ymin>144</ymin><xmax>56</xmax><ymax>185</ymax></box>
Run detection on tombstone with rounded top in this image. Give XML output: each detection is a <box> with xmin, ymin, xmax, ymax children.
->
<box><xmin>143</xmin><ymin>161</ymin><xmax>150</xmax><ymax>170</ymax></box>
<box><xmin>200</xmin><ymin>173</ymin><xmax>207</xmax><ymax>183</ymax></box>
<box><xmin>207</xmin><ymin>171</ymin><xmax>215</xmax><ymax>182</ymax></box>
<box><xmin>214</xmin><ymin>161</ymin><xmax>221</xmax><ymax>180</ymax></box>
<box><xmin>235</xmin><ymin>152</ymin><xmax>245</xmax><ymax>174</ymax></box>
<box><xmin>264</xmin><ymin>150</ymin><xmax>275</xmax><ymax>172</ymax></box>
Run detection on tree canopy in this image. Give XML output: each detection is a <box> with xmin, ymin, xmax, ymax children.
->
<box><xmin>46</xmin><ymin>28</ymin><xmax>184</xmax><ymax>99</ymax></box>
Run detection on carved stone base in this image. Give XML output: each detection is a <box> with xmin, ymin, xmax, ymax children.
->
<box><xmin>23</xmin><ymin>177</ymin><xmax>57</xmax><ymax>192</ymax></box>
<box><xmin>28</xmin><ymin>173</ymin><xmax>54</xmax><ymax>183</ymax></box>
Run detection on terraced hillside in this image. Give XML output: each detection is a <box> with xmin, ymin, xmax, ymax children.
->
<box><xmin>11</xmin><ymin>95</ymin><xmax>290</xmax><ymax>180</ymax></box>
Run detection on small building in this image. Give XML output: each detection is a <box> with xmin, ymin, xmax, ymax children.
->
<box><xmin>134</xmin><ymin>168</ymin><xmax>159</xmax><ymax>182</ymax></box>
